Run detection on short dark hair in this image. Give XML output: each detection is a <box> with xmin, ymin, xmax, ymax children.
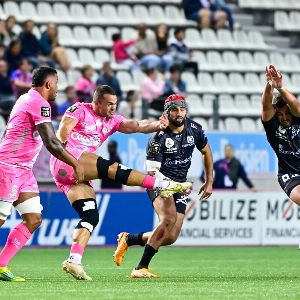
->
<box><xmin>112</xmin><ymin>33</ymin><xmax>121</xmax><ymax>42</ymax></box>
<box><xmin>94</xmin><ymin>85</ymin><xmax>116</xmax><ymax>101</ymax></box>
<box><xmin>170</xmin><ymin>65</ymin><xmax>181</xmax><ymax>74</ymax></box>
<box><xmin>174</xmin><ymin>27</ymin><xmax>185</xmax><ymax>36</ymax></box>
<box><xmin>273</xmin><ymin>95</ymin><xmax>286</xmax><ymax>109</ymax></box>
<box><xmin>32</xmin><ymin>67</ymin><xmax>57</xmax><ymax>87</ymax></box>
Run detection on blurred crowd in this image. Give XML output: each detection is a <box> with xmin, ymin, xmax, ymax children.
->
<box><xmin>0</xmin><ymin>0</ymin><xmax>235</xmax><ymax>122</ymax></box>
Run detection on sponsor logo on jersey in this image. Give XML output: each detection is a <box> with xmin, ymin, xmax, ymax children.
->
<box><xmin>165</xmin><ymin>138</ymin><xmax>174</xmax><ymax>148</ymax></box>
<box><xmin>8</xmin><ymin>185</ymin><xmax>18</xmax><ymax>199</ymax></box>
<box><xmin>149</xmin><ymin>142</ymin><xmax>160</xmax><ymax>154</ymax></box>
<box><xmin>41</xmin><ymin>106</ymin><xmax>50</xmax><ymax>117</ymax></box>
<box><xmin>81</xmin><ymin>122</ymin><xmax>97</xmax><ymax>132</ymax></box>
<box><xmin>187</xmin><ymin>136</ymin><xmax>194</xmax><ymax>144</ymax></box>
<box><xmin>71</xmin><ymin>132</ymin><xmax>101</xmax><ymax>147</ymax></box>
<box><xmin>164</xmin><ymin>156</ymin><xmax>192</xmax><ymax>166</ymax></box>
<box><xmin>191</xmin><ymin>123</ymin><xmax>198</xmax><ymax>129</ymax></box>
<box><xmin>67</xmin><ymin>105</ymin><xmax>79</xmax><ymax>113</ymax></box>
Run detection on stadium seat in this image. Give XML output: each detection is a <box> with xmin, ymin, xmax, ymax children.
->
<box><xmin>250</xmin><ymin>95</ymin><xmax>261</xmax><ymax>116</ymax></box>
<box><xmin>201</xmin><ymin>94</ymin><xmax>214</xmax><ymax>116</ymax></box>
<box><xmin>57</xmin><ymin>69</ymin><xmax>68</xmax><ymax>91</ymax></box>
<box><xmin>66</xmin><ymin>48</ymin><xmax>81</xmax><ymax>68</ymax></box>
<box><xmin>201</xmin><ymin>29</ymin><xmax>220</xmax><ymax>49</ymax></box>
<box><xmin>165</xmin><ymin>5</ymin><xmax>186</xmax><ymax>25</ymax></box>
<box><xmin>53</xmin><ymin>3</ymin><xmax>71</xmax><ymax>23</ymax></box>
<box><xmin>213</xmin><ymin>73</ymin><xmax>231</xmax><ymax>93</ymax></box>
<box><xmin>228</xmin><ymin>73</ymin><xmax>247</xmax><ymax>93</ymax></box>
<box><xmin>67</xmin><ymin>69</ymin><xmax>82</xmax><ymax>86</ymax></box>
<box><xmin>116</xmin><ymin>71</ymin><xmax>136</xmax><ymax>91</ymax></box>
<box><xmin>241</xmin><ymin>118</ymin><xmax>257</xmax><ymax>131</ymax></box>
<box><xmin>37</xmin><ymin>2</ymin><xmax>54</xmax><ymax>23</ymax></box>
<box><xmin>101</xmin><ymin>4</ymin><xmax>119</xmax><ymax>24</ymax></box>
<box><xmin>106</xmin><ymin>27</ymin><xmax>120</xmax><ymax>41</ymax></box>
<box><xmin>234</xmin><ymin>94</ymin><xmax>255</xmax><ymax>116</ymax></box>
<box><xmin>78</xmin><ymin>48</ymin><xmax>99</xmax><ymax>69</ymax></box>
<box><xmin>193</xmin><ymin>52</ymin><xmax>209</xmax><ymax>70</ymax></box>
<box><xmin>291</xmin><ymin>74</ymin><xmax>300</xmax><ymax>93</ymax></box>
<box><xmin>269</xmin><ymin>52</ymin><xmax>287</xmax><ymax>71</ymax></box>
<box><xmin>187</xmin><ymin>94</ymin><xmax>203</xmax><ymax>116</ymax></box>
<box><xmin>90</xmin><ymin>27</ymin><xmax>111</xmax><ymax>47</ymax></box>
<box><xmin>206</xmin><ymin>51</ymin><xmax>224</xmax><ymax>71</ymax></box>
<box><xmin>117</xmin><ymin>5</ymin><xmax>136</xmax><ymax>25</ymax></box>
<box><xmin>20</xmin><ymin>2</ymin><xmax>38</xmax><ymax>21</ymax></box>
<box><xmin>70</xmin><ymin>3</ymin><xmax>88</xmax><ymax>24</ymax></box>
<box><xmin>198</xmin><ymin>73</ymin><xmax>214</xmax><ymax>93</ymax></box>
<box><xmin>133</xmin><ymin>5</ymin><xmax>151</xmax><ymax>23</ymax></box>
<box><xmin>233</xmin><ymin>30</ymin><xmax>251</xmax><ymax>49</ymax></box>
<box><xmin>86</xmin><ymin>4</ymin><xmax>102</xmax><ymax>23</ymax></box>
<box><xmin>94</xmin><ymin>49</ymin><xmax>110</xmax><ymax>65</ymax></box>
<box><xmin>58</xmin><ymin>26</ymin><xmax>75</xmax><ymax>46</ymax></box>
<box><xmin>122</xmin><ymin>27</ymin><xmax>136</xmax><ymax>41</ymax></box>
<box><xmin>73</xmin><ymin>26</ymin><xmax>92</xmax><ymax>47</ymax></box>
<box><xmin>244</xmin><ymin>73</ymin><xmax>262</xmax><ymax>93</ymax></box>
<box><xmin>256</xmin><ymin>118</ymin><xmax>264</xmax><ymax>131</ymax></box>
<box><xmin>185</xmin><ymin>29</ymin><xmax>202</xmax><ymax>48</ymax></box>
<box><xmin>248</xmin><ymin>31</ymin><xmax>267</xmax><ymax>50</ymax></box>
<box><xmin>224</xmin><ymin>117</ymin><xmax>240</xmax><ymax>131</ymax></box>
<box><xmin>253</xmin><ymin>52</ymin><xmax>268</xmax><ymax>72</ymax></box>
<box><xmin>4</xmin><ymin>1</ymin><xmax>21</xmax><ymax>20</ymax></box>
<box><xmin>149</xmin><ymin>5</ymin><xmax>166</xmax><ymax>24</ymax></box>
<box><xmin>238</xmin><ymin>51</ymin><xmax>257</xmax><ymax>71</ymax></box>
<box><xmin>219</xmin><ymin>94</ymin><xmax>238</xmax><ymax>116</ymax></box>
<box><xmin>182</xmin><ymin>72</ymin><xmax>200</xmax><ymax>93</ymax></box>
<box><xmin>222</xmin><ymin>51</ymin><xmax>240</xmax><ymax>71</ymax></box>
<box><xmin>274</xmin><ymin>11</ymin><xmax>290</xmax><ymax>31</ymax></box>
<box><xmin>285</xmin><ymin>53</ymin><xmax>300</xmax><ymax>72</ymax></box>
<box><xmin>217</xmin><ymin>29</ymin><xmax>234</xmax><ymax>49</ymax></box>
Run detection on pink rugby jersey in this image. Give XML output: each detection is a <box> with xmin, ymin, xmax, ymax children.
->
<box><xmin>64</xmin><ymin>102</ymin><xmax>124</xmax><ymax>153</ymax></box>
<box><xmin>0</xmin><ymin>89</ymin><xmax>51</xmax><ymax>169</ymax></box>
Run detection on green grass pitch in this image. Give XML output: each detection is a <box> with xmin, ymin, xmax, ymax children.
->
<box><xmin>1</xmin><ymin>247</ymin><xmax>300</xmax><ymax>300</ymax></box>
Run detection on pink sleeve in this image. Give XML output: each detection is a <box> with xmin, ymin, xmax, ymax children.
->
<box><xmin>64</xmin><ymin>103</ymin><xmax>83</xmax><ymax>121</ymax></box>
<box><xmin>29</xmin><ymin>99</ymin><xmax>52</xmax><ymax>125</ymax></box>
<box><xmin>122</xmin><ymin>39</ymin><xmax>136</xmax><ymax>48</ymax></box>
<box><xmin>112</xmin><ymin>115</ymin><xmax>125</xmax><ymax>132</ymax></box>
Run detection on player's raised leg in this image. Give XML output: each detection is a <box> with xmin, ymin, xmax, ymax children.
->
<box><xmin>78</xmin><ymin>152</ymin><xmax>192</xmax><ymax>198</ymax></box>
<box><xmin>61</xmin><ymin>184</ymin><xmax>98</xmax><ymax>281</ymax></box>
<box><xmin>0</xmin><ymin>192</ymin><xmax>42</xmax><ymax>282</ymax></box>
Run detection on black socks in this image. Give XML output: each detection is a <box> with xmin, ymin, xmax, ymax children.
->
<box><xmin>136</xmin><ymin>244</ymin><xmax>158</xmax><ymax>270</ymax></box>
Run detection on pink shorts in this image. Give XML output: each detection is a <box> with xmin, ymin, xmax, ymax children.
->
<box><xmin>50</xmin><ymin>148</ymin><xmax>92</xmax><ymax>195</ymax></box>
<box><xmin>0</xmin><ymin>163</ymin><xmax>39</xmax><ymax>203</ymax></box>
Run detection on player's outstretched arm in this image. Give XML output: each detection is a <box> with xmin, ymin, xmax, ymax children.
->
<box><xmin>268</xmin><ymin>64</ymin><xmax>300</xmax><ymax>117</ymax></box>
<box><xmin>37</xmin><ymin>122</ymin><xmax>84</xmax><ymax>182</ymax></box>
<box><xmin>199</xmin><ymin>144</ymin><xmax>213</xmax><ymax>200</ymax></box>
<box><xmin>261</xmin><ymin>65</ymin><xmax>276</xmax><ymax>122</ymax></box>
<box><xmin>118</xmin><ymin>113</ymin><xmax>168</xmax><ymax>134</ymax></box>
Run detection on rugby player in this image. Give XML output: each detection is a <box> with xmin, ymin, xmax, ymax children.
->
<box><xmin>0</xmin><ymin>67</ymin><xmax>84</xmax><ymax>282</ymax></box>
<box><xmin>262</xmin><ymin>65</ymin><xmax>300</xmax><ymax>206</ymax></box>
<box><xmin>114</xmin><ymin>94</ymin><xmax>214</xmax><ymax>278</ymax></box>
<box><xmin>50</xmin><ymin>85</ymin><xmax>192</xmax><ymax>281</ymax></box>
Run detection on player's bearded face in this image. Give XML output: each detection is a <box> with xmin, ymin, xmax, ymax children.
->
<box><xmin>48</xmin><ymin>76</ymin><xmax>58</xmax><ymax>102</ymax></box>
<box><xmin>168</xmin><ymin>107</ymin><xmax>187</xmax><ymax>127</ymax></box>
<box><xmin>277</xmin><ymin>106</ymin><xmax>293</xmax><ymax>128</ymax></box>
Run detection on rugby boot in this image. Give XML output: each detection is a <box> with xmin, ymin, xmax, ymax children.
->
<box><xmin>62</xmin><ymin>260</ymin><xmax>92</xmax><ymax>281</ymax></box>
<box><xmin>0</xmin><ymin>267</ymin><xmax>25</xmax><ymax>282</ymax></box>
<box><xmin>113</xmin><ymin>232</ymin><xmax>129</xmax><ymax>266</ymax></box>
<box><xmin>159</xmin><ymin>181</ymin><xmax>193</xmax><ymax>198</ymax></box>
<box><xmin>131</xmin><ymin>268</ymin><xmax>160</xmax><ymax>278</ymax></box>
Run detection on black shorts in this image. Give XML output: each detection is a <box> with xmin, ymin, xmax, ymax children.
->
<box><xmin>278</xmin><ymin>173</ymin><xmax>300</xmax><ymax>197</ymax></box>
<box><xmin>147</xmin><ymin>189</ymin><xmax>190</xmax><ymax>214</ymax></box>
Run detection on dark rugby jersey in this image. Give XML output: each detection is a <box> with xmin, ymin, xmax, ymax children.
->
<box><xmin>146</xmin><ymin>118</ymin><xmax>207</xmax><ymax>182</ymax></box>
<box><xmin>262</xmin><ymin>114</ymin><xmax>300</xmax><ymax>174</ymax></box>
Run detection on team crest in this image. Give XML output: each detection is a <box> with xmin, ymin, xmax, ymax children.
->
<box><xmin>187</xmin><ymin>136</ymin><xmax>194</xmax><ymax>144</ymax></box>
<box><xmin>149</xmin><ymin>142</ymin><xmax>160</xmax><ymax>154</ymax></box>
<box><xmin>165</xmin><ymin>138</ymin><xmax>174</xmax><ymax>148</ymax></box>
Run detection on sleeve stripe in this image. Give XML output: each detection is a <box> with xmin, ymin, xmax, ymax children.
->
<box><xmin>35</xmin><ymin>120</ymin><xmax>52</xmax><ymax>125</ymax></box>
<box><xmin>64</xmin><ymin>115</ymin><xmax>79</xmax><ymax>120</ymax></box>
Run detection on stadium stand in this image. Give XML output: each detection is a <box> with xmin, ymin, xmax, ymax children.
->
<box><xmin>0</xmin><ymin>0</ymin><xmax>299</xmax><ymax>134</ymax></box>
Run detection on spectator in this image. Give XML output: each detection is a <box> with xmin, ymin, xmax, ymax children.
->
<box><xmin>163</xmin><ymin>65</ymin><xmax>187</xmax><ymax>97</ymax></box>
<box><xmin>201</xmin><ymin>144</ymin><xmax>255</xmax><ymax>190</ymax></box>
<box><xmin>140</xmin><ymin>68</ymin><xmax>165</xmax><ymax>118</ymax></box>
<box><xmin>112</xmin><ymin>33</ymin><xmax>137</xmax><ymax>70</ymax></box>
<box><xmin>10</xmin><ymin>58</ymin><xmax>32</xmax><ymax>98</ymax></box>
<box><xmin>169</xmin><ymin>27</ymin><xmax>198</xmax><ymax>77</ymax></box>
<box><xmin>101</xmin><ymin>141</ymin><xmax>123</xmax><ymax>189</ymax></box>
<box><xmin>19</xmin><ymin>19</ymin><xmax>54</xmax><ymax>68</ymax></box>
<box><xmin>5</xmin><ymin>16</ymin><xmax>17</xmax><ymax>41</ymax></box>
<box><xmin>40</xmin><ymin>23</ymin><xmax>70</xmax><ymax>71</ymax></box>
<box><xmin>118</xmin><ymin>90</ymin><xmax>139</xmax><ymax>119</ymax></box>
<box><xmin>0</xmin><ymin>59</ymin><xmax>14</xmax><ymax>120</ymax></box>
<box><xmin>0</xmin><ymin>19</ymin><xmax>10</xmax><ymax>47</ymax></box>
<box><xmin>155</xmin><ymin>23</ymin><xmax>173</xmax><ymax>72</ymax></box>
<box><xmin>134</xmin><ymin>23</ymin><xmax>161</xmax><ymax>71</ymax></box>
<box><xmin>75</xmin><ymin>65</ymin><xmax>96</xmax><ymax>102</ymax></box>
<box><xmin>96</xmin><ymin>62</ymin><xmax>122</xmax><ymax>102</ymax></box>
<box><xmin>182</xmin><ymin>0</ymin><xmax>233</xmax><ymax>30</ymax></box>
<box><xmin>58</xmin><ymin>86</ymin><xmax>78</xmax><ymax>115</ymax></box>
<box><xmin>4</xmin><ymin>39</ymin><xmax>24</xmax><ymax>75</ymax></box>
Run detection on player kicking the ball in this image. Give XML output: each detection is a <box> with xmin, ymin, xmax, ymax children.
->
<box><xmin>0</xmin><ymin>67</ymin><xmax>84</xmax><ymax>282</ymax></box>
<box><xmin>114</xmin><ymin>94</ymin><xmax>213</xmax><ymax>278</ymax></box>
<box><xmin>50</xmin><ymin>85</ymin><xmax>192</xmax><ymax>281</ymax></box>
